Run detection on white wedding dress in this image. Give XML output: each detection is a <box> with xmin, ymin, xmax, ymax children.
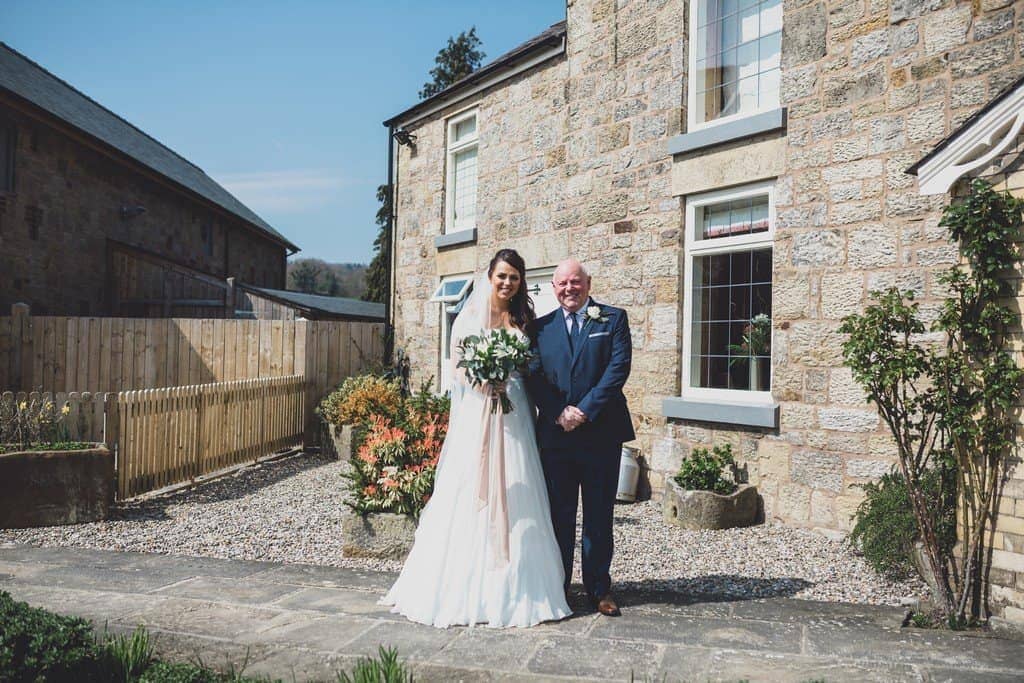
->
<box><xmin>382</xmin><ymin>278</ymin><xmax>570</xmax><ymax>628</ymax></box>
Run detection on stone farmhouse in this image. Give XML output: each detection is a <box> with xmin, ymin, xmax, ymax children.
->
<box><xmin>0</xmin><ymin>42</ymin><xmax>298</xmax><ymax>319</ymax></box>
<box><xmin>384</xmin><ymin>1</ymin><xmax>1024</xmax><ymax>622</ymax></box>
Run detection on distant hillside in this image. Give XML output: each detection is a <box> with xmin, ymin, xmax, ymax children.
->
<box><xmin>286</xmin><ymin>258</ymin><xmax>368</xmax><ymax>299</ymax></box>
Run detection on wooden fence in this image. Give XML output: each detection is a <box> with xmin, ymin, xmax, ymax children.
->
<box><xmin>115</xmin><ymin>376</ymin><xmax>304</xmax><ymax>499</ymax></box>
<box><xmin>0</xmin><ymin>306</ymin><xmax>384</xmax><ymax>438</ymax></box>
<box><xmin>2</xmin><ymin>378</ymin><xmax>305</xmax><ymax>500</ymax></box>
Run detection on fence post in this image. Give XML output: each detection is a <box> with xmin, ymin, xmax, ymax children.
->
<box><xmin>10</xmin><ymin>303</ymin><xmax>29</xmax><ymax>391</ymax></box>
<box><xmin>193</xmin><ymin>386</ymin><xmax>204</xmax><ymax>484</ymax></box>
<box><xmin>225</xmin><ymin>277</ymin><xmax>236</xmax><ymax>319</ymax></box>
<box><xmin>103</xmin><ymin>393</ymin><xmax>120</xmax><ymax>491</ymax></box>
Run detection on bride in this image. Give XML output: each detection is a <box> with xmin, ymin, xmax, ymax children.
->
<box><xmin>381</xmin><ymin>249</ymin><xmax>571</xmax><ymax>628</ymax></box>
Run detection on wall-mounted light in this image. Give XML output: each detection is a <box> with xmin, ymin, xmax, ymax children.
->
<box><xmin>120</xmin><ymin>204</ymin><xmax>146</xmax><ymax>219</ymax></box>
<box><xmin>392</xmin><ymin>128</ymin><xmax>416</xmax><ymax>147</ymax></box>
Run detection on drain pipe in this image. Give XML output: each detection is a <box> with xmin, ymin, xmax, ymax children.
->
<box><xmin>383</xmin><ymin>125</ymin><xmax>396</xmax><ymax>364</ymax></box>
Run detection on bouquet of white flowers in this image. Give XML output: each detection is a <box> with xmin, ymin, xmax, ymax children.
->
<box><xmin>456</xmin><ymin>328</ymin><xmax>533</xmax><ymax>414</ymax></box>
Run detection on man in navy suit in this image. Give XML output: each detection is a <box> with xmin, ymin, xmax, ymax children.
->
<box><xmin>527</xmin><ymin>258</ymin><xmax>635</xmax><ymax>617</ymax></box>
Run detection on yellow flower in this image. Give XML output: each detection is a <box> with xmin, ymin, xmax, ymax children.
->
<box><xmin>61</xmin><ymin>404</ymin><xmax>71</xmax><ymax>416</ymax></box>
<box><xmin>18</xmin><ymin>401</ymin><xmax>27</xmax><ymax>411</ymax></box>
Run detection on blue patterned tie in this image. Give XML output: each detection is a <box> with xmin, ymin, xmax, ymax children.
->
<box><xmin>569</xmin><ymin>311</ymin><xmax>580</xmax><ymax>352</ymax></box>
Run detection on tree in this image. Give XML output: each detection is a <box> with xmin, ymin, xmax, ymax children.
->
<box><xmin>419</xmin><ymin>27</ymin><xmax>485</xmax><ymax>99</ymax></box>
<box><xmin>840</xmin><ymin>180</ymin><xmax>1024</xmax><ymax>627</ymax></box>
<box><xmin>362</xmin><ymin>184</ymin><xmax>391</xmax><ymax>303</ymax></box>
<box><xmin>288</xmin><ymin>259</ymin><xmax>339</xmax><ymax>295</ymax></box>
<box><xmin>365</xmin><ymin>30</ymin><xmax>484</xmax><ymax>301</ymax></box>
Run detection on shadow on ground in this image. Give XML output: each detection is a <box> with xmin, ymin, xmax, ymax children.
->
<box><xmin>564</xmin><ymin>575</ymin><xmax>813</xmax><ymax>615</ymax></box>
<box><xmin>112</xmin><ymin>452</ymin><xmax>336</xmax><ymax>520</ymax></box>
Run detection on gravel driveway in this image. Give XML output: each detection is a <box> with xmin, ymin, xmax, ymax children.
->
<box><xmin>0</xmin><ymin>451</ymin><xmax>924</xmax><ymax>605</ymax></box>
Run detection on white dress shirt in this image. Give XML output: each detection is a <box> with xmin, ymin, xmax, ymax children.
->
<box><xmin>562</xmin><ymin>299</ymin><xmax>592</xmax><ymax>335</ymax></box>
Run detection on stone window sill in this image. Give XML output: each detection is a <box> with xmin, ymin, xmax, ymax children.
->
<box><xmin>435</xmin><ymin>228</ymin><xmax>477</xmax><ymax>250</ymax></box>
<box><xmin>662</xmin><ymin>396</ymin><xmax>779</xmax><ymax>429</ymax></box>
<box><xmin>668</xmin><ymin>108</ymin><xmax>786</xmax><ymax>156</ymax></box>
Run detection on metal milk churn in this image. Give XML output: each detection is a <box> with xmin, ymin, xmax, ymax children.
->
<box><xmin>616</xmin><ymin>446</ymin><xmax>640</xmax><ymax>502</ymax></box>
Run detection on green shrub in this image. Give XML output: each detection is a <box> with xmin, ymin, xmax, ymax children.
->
<box><xmin>317</xmin><ymin>374</ymin><xmax>403</xmax><ymax>428</ymax></box>
<box><xmin>673</xmin><ymin>444</ymin><xmax>736</xmax><ymax>495</ymax></box>
<box><xmin>336</xmin><ymin>646</ymin><xmax>411</xmax><ymax>683</ymax></box>
<box><xmin>0</xmin><ymin>590</ymin><xmax>100</xmax><ymax>682</ymax></box>
<box><xmin>849</xmin><ymin>469</ymin><xmax>955</xmax><ymax>580</ymax></box>
<box><xmin>139</xmin><ymin>661</ymin><xmax>222</xmax><ymax>682</ymax></box>
<box><xmin>96</xmin><ymin>626</ymin><xmax>155</xmax><ymax>682</ymax></box>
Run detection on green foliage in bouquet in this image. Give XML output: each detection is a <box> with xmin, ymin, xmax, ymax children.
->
<box><xmin>673</xmin><ymin>443</ymin><xmax>737</xmax><ymax>495</ymax></box>
<box><xmin>456</xmin><ymin>328</ymin><xmax>533</xmax><ymax>413</ymax></box>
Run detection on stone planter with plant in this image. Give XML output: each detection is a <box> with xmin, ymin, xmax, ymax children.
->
<box><xmin>328</xmin><ymin>375</ymin><xmax>449</xmax><ymax>559</ymax></box>
<box><xmin>317</xmin><ymin>374</ymin><xmax>403</xmax><ymax>460</ymax></box>
<box><xmin>0</xmin><ymin>394</ymin><xmax>112</xmax><ymax>528</ymax></box>
<box><xmin>663</xmin><ymin>443</ymin><xmax>759</xmax><ymax>530</ymax></box>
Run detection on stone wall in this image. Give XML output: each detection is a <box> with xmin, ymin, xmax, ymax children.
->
<box><xmin>0</xmin><ymin>97</ymin><xmax>287</xmax><ymax>316</ymax></box>
<box><xmin>392</xmin><ymin>0</ymin><xmax>687</xmax><ymax>460</ymax></box>
<box><xmin>663</xmin><ymin>0</ymin><xmax>1024</xmax><ymax>536</ymax></box>
<box><xmin>389</xmin><ymin>0</ymin><xmax>1024</xmax><ymax>623</ymax></box>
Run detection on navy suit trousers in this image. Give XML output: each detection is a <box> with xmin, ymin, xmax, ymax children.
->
<box><xmin>539</xmin><ymin>441</ymin><xmax>621</xmax><ymax>599</ymax></box>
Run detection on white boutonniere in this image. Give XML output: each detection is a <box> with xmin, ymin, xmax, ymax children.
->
<box><xmin>584</xmin><ymin>305</ymin><xmax>609</xmax><ymax>324</ymax></box>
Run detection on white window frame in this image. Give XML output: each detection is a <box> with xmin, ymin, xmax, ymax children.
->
<box><xmin>429</xmin><ymin>276</ymin><xmax>472</xmax><ymax>304</ymax></box>
<box><xmin>687</xmin><ymin>0</ymin><xmax>783</xmax><ymax>133</ymax></box>
<box><xmin>435</xmin><ymin>273</ymin><xmax>473</xmax><ymax>392</ymax></box>
<box><xmin>682</xmin><ymin>180</ymin><xmax>775</xmax><ymax>404</ymax></box>
<box><xmin>444</xmin><ymin>108</ymin><xmax>479</xmax><ymax>234</ymax></box>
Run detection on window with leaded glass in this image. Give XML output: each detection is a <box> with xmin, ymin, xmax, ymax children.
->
<box><xmin>683</xmin><ymin>182</ymin><xmax>774</xmax><ymax>398</ymax></box>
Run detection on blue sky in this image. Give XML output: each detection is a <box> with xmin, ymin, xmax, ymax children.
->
<box><xmin>5</xmin><ymin>1</ymin><xmax>565</xmax><ymax>264</ymax></box>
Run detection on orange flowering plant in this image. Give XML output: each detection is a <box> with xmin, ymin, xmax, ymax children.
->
<box><xmin>345</xmin><ymin>380</ymin><xmax>450</xmax><ymax>517</ymax></box>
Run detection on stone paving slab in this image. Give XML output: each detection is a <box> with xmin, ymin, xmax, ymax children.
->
<box><xmin>2</xmin><ymin>544</ymin><xmax>1023</xmax><ymax>682</ymax></box>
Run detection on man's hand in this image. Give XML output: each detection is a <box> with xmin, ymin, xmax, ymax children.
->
<box><xmin>557</xmin><ymin>405</ymin><xmax>587</xmax><ymax>432</ymax></box>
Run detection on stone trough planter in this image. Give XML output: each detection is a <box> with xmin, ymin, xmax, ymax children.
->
<box><xmin>341</xmin><ymin>508</ymin><xmax>417</xmax><ymax>560</ymax></box>
<box><xmin>323</xmin><ymin>423</ymin><xmax>357</xmax><ymax>460</ymax></box>
<box><xmin>0</xmin><ymin>445</ymin><xmax>114</xmax><ymax>528</ymax></box>
<box><xmin>663</xmin><ymin>480</ymin><xmax>759</xmax><ymax>531</ymax></box>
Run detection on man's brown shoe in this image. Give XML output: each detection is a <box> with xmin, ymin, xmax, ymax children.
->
<box><xmin>594</xmin><ymin>593</ymin><xmax>621</xmax><ymax>617</ymax></box>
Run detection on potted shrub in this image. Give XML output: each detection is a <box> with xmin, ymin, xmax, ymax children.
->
<box><xmin>317</xmin><ymin>374</ymin><xmax>402</xmax><ymax>460</ymax></box>
<box><xmin>0</xmin><ymin>395</ymin><xmax>113</xmax><ymax>528</ymax></box>
<box><xmin>340</xmin><ymin>383</ymin><xmax>449</xmax><ymax>559</ymax></box>
<box><xmin>662</xmin><ymin>443</ymin><xmax>759</xmax><ymax>530</ymax></box>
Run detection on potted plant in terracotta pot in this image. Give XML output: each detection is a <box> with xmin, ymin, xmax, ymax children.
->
<box><xmin>663</xmin><ymin>443</ymin><xmax>759</xmax><ymax>530</ymax></box>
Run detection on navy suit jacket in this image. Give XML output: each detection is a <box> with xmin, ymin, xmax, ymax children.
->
<box><xmin>527</xmin><ymin>300</ymin><xmax>635</xmax><ymax>451</ymax></box>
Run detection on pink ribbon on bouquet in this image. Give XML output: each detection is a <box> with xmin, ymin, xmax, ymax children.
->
<box><xmin>477</xmin><ymin>384</ymin><xmax>510</xmax><ymax>568</ymax></box>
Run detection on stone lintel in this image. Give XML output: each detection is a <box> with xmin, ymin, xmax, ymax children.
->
<box><xmin>436</xmin><ymin>244</ymin><xmax>477</xmax><ymax>276</ymax></box>
<box><xmin>671</xmin><ymin>136</ymin><xmax>787</xmax><ymax>197</ymax></box>
<box><xmin>662</xmin><ymin>397</ymin><xmax>779</xmax><ymax>429</ymax></box>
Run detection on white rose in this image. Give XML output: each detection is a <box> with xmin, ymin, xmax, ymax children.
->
<box><xmin>587</xmin><ymin>305</ymin><xmax>601</xmax><ymax>319</ymax></box>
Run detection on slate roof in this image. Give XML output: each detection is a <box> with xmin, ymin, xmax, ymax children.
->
<box><xmin>383</xmin><ymin>20</ymin><xmax>567</xmax><ymax>128</ymax></box>
<box><xmin>0</xmin><ymin>42</ymin><xmax>299</xmax><ymax>252</ymax></box>
<box><xmin>244</xmin><ymin>285</ymin><xmax>385</xmax><ymax>321</ymax></box>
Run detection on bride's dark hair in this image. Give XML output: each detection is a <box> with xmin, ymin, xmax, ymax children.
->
<box><xmin>487</xmin><ymin>249</ymin><xmax>536</xmax><ymax>332</ymax></box>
